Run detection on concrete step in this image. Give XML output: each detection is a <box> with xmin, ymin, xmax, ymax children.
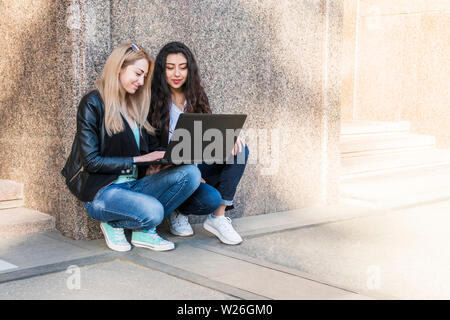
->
<box><xmin>340</xmin><ymin>133</ymin><xmax>435</xmax><ymax>157</ymax></box>
<box><xmin>340</xmin><ymin>164</ymin><xmax>450</xmax><ymax>210</ymax></box>
<box><xmin>0</xmin><ymin>180</ymin><xmax>24</xmax><ymax>209</ymax></box>
<box><xmin>0</xmin><ymin>208</ymin><xmax>55</xmax><ymax>238</ymax></box>
<box><xmin>341</xmin><ymin>120</ymin><xmax>410</xmax><ymax>136</ymax></box>
<box><xmin>341</xmin><ymin>149</ymin><xmax>450</xmax><ymax>180</ymax></box>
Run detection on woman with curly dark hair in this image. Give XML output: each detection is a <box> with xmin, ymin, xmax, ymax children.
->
<box><xmin>62</xmin><ymin>43</ymin><xmax>203</xmax><ymax>252</ymax></box>
<box><xmin>149</xmin><ymin>41</ymin><xmax>249</xmax><ymax>245</ymax></box>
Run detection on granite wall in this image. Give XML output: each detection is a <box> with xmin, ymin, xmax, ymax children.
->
<box><xmin>341</xmin><ymin>0</ymin><xmax>450</xmax><ymax>147</ymax></box>
<box><xmin>0</xmin><ymin>0</ymin><xmax>344</xmax><ymax>239</ymax></box>
<box><xmin>0</xmin><ymin>0</ymin><xmax>63</xmax><ymax>226</ymax></box>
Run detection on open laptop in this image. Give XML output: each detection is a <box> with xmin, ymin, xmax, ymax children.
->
<box><xmin>137</xmin><ymin>113</ymin><xmax>247</xmax><ymax>165</ymax></box>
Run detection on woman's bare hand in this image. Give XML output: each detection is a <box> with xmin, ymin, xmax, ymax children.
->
<box><xmin>134</xmin><ymin>151</ymin><xmax>165</xmax><ymax>163</ymax></box>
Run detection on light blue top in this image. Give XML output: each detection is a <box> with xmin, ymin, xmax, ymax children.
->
<box><xmin>114</xmin><ymin>120</ymin><xmax>140</xmax><ymax>184</ymax></box>
<box><xmin>168</xmin><ymin>100</ymin><xmax>187</xmax><ymax>143</ymax></box>
<box><xmin>168</xmin><ymin>100</ymin><xmax>199</xmax><ymax>166</ymax></box>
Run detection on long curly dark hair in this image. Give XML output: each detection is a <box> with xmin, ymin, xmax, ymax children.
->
<box><xmin>149</xmin><ymin>41</ymin><xmax>211</xmax><ymax>135</ymax></box>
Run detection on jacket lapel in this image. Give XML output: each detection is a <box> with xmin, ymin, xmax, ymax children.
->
<box><xmin>140</xmin><ymin>128</ymin><xmax>149</xmax><ymax>154</ymax></box>
<box><xmin>120</xmin><ymin>114</ymin><xmax>140</xmax><ymax>155</ymax></box>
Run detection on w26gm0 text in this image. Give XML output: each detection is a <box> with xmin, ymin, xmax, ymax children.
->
<box><xmin>177</xmin><ymin>303</ymin><xmax>273</xmax><ymax>317</ymax></box>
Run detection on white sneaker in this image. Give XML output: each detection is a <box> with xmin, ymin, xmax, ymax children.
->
<box><xmin>203</xmin><ymin>215</ymin><xmax>243</xmax><ymax>245</ymax></box>
<box><xmin>169</xmin><ymin>211</ymin><xmax>194</xmax><ymax>236</ymax></box>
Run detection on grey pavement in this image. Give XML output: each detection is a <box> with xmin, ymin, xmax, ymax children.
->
<box><xmin>1</xmin><ymin>202</ymin><xmax>448</xmax><ymax>299</ymax></box>
<box><xmin>224</xmin><ymin>201</ymin><xmax>450</xmax><ymax>299</ymax></box>
<box><xmin>0</xmin><ymin>259</ymin><xmax>236</xmax><ymax>300</ymax></box>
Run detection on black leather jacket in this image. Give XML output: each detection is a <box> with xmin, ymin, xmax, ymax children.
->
<box><xmin>62</xmin><ymin>90</ymin><xmax>157</xmax><ymax>202</ymax></box>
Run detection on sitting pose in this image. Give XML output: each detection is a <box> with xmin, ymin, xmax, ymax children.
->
<box><xmin>149</xmin><ymin>41</ymin><xmax>249</xmax><ymax>245</ymax></box>
<box><xmin>63</xmin><ymin>43</ymin><xmax>202</xmax><ymax>252</ymax></box>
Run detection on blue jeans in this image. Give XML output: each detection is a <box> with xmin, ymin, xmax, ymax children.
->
<box><xmin>84</xmin><ymin>164</ymin><xmax>201</xmax><ymax>230</ymax></box>
<box><xmin>177</xmin><ymin>145</ymin><xmax>249</xmax><ymax>214</ymax></box>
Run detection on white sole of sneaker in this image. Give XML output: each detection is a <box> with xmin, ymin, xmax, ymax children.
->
<box><xmin>203</xmin><ymin>222</ymin><xmax>243</xmax><ymax>245</ymax></box>
<box><xmin>169</xmin><ymin>227</ymin><xmax>194</xmax><ymax>237</ymax></box>
<box><xmin>100</xmin><ymin>223</ymin><xmax>131</xmax><ymax>252</ymax></box>
<box><xmin>131</xmin><ymin>240</ymin><xmax>175</xmax><ymax>251</ymax></box>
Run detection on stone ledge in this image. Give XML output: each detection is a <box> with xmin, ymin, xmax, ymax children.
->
<box><xmin>0</xmin><ymin>180</ymin><xmax>23</xmax><ymax>202</ymax></box>
<box><xmin>0</xmin><ymin>199</ymin><xmax>25</xmax><ymax>210</ymax></box>
<box><xmin>0</xmin><ymin>208</ymin><xmax>55</xmax><ymax>238</ymax></box>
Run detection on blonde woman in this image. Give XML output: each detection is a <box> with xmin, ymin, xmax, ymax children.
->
<box><xmin>63</xmin><ymin>43</ymin><xmax>201</xmax><ymax>252</ymax></box>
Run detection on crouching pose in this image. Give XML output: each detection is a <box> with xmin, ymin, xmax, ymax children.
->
<box><xmin>149</xmin><ymin>42</ymin><xmax>249</xmax><ymax>245</ymax></box>
<box><xmin>63</xmin><ymin>43</ymin><xmax>202</xmax><ymax>252</ymax></box>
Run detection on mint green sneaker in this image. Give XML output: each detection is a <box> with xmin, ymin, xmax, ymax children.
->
<box><xmin>100</xmin><ymin>222</ymin><xmax>131</xmax><ymax>252</ymax></box>
<box><xmin>131</xmin><ymin>228</ymin><xmax>175</xmax><ymax>251</ymax></box>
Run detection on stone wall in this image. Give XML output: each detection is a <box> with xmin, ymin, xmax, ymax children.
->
<box><xmin>342</xmin><ymin>0</ymin><xmax>450</xmax><ymax>147</ymax></box>
<box><xmin>0</xmin><ymin>0</ymin><xmax>63</xmax><ymax>227</ymax></box>
<box><xmin>0</xmin><ymin>0</ymin><xmax>344</xmax><ymax>239</ymax></box>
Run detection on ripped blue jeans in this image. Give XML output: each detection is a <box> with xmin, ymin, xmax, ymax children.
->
<box><xmin>83</xmin><ymin>165</ymin><xmax>201</xmax><ymax>230</ymax></box>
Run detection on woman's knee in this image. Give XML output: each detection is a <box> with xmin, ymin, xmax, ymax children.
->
<box><xmin>201</xmin><ymin>184</ymin><xmax>222</xmax><ymax>212</ymax></box>
<box><xmin>139</xmin><ymin>200</ymin><xmax>165</xmax><ymax>229</ymax></box>
<box><xmin>178</xmin><ymin>164</ymin><xmax>201</xmax><ymax>189</ymax></box>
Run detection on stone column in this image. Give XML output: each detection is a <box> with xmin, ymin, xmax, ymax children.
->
<box><xmin>1</xmin><ymin>0</ymin><xmax>344</xmax><ymax>239</ymax></box>
<box><xmin>322</xmin><ymin>0</ymin><xmax>344</xmax><ymax>204</ymax></box>
<box><xmin>56</xmin><ymin>0</ymin><xmax>112</xmax><ymax>239</ymax></box>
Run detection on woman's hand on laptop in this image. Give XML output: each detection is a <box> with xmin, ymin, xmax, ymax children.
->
<box><xmin>133</xmin><ymin>151</ymin><xmax>165</xmax><ymax>163</ymax></box>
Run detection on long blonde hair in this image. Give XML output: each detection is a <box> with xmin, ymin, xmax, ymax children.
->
<box><xmin>96</xmin><ymin>43</ymin><xmax>155</xmax><ymax>136</ymax></box>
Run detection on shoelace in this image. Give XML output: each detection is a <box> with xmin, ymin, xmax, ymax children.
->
<box><xmin>216</xmin><ymin>216</ymin><xmax>235</xmax><ymax>232</ymax></box>
<box><xmin>140</xmin><ymin>228</ymin><xmax>167</xmax><ymax>243</ymax></box>
<box><xmin>112</xmin><ymin>227</ymin><xmax>126</xmax><ymax>242</ymax></box>
<box><xmin>140</xmin><ymin>228</ymin><xmax>156</xmax><ymax>234</ymax></box>
<box><xmin>172</xmin><ymin>213</ymin><xmax>190</xmax><ymax>227</ymax></box>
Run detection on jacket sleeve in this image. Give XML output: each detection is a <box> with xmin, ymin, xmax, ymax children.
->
<box><xmin>76</xmin><ymin>94</ymin><xmax>134</xmax><ymax>174</ymax></box>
